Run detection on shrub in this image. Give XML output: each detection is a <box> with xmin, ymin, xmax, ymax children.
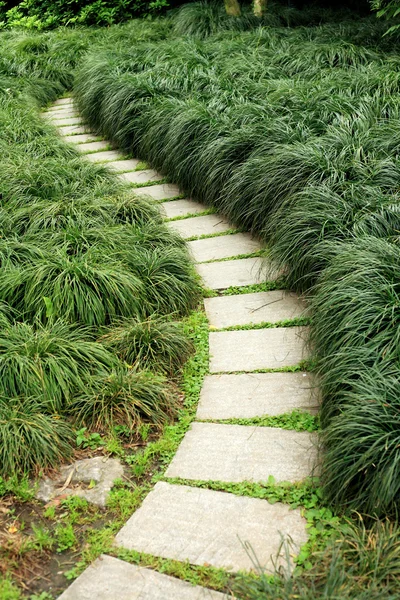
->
<box><xmin>100</xmin><ymin>316</ymin><xmax>194</xmax><ymax>375</ymax></box>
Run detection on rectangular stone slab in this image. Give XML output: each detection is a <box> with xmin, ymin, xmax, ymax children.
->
<box><xmin>120</xmin><ymin>169</ymin><xmax>163</xmax><ymax>185</ymax></box>
<box><xmin>53</xmin><ymin>97</ymin><xmax>73</xmax><ymax>106</ymax></box>
<box><xmin>161</xmin><ymin>199</ymin><xmax>207</xmax><ymax>219</ymax></box>
<box><xmin>197</xmin><ymin>372</ymin><xmax>319</xmax><ymax>419</ymax></box>
<box><xmin>135</xmin><ymin>183</ymin><xmax>181</xmax><ymax>200</ymax></box>
<box><xmin>168</xmin><ymin>215</ymin><xmax>232</xmax><ymax>240</ymax></box>
<box><xmin>51</xmin><ymin>116</ymin><xmax>83</xmax><ymax>126</ymax></box>
<box><xmin>46</xmin><ymin>111</ymin><xmax>79</xmax><ymax>120</ymax></box>
<box><xmin>105</xmin><ymin>159</ymin><xmax>141</xmax><ymax>172</ymax></box>
<box><xmin>196</xmin><ymin>257</ymin><xmax>271</xmax><ymax>290</ymax></box>
<box><xmin>85</xmin><ymin>150</ymin><xmax>125</xmax><ymax>162</ymax></box>
<box><xmin>115</xmin><ymin>482</ymin><xmax>308</xmax><ymax>573</ymax></box>
<box><xmin>188</xmin><ymin>233</ymin><xmax>261</xmax><ymax>263</ymax></box>
<box><xmin>166</xmin><ymin>423</ymin><xmax>317</xmax><ymax>483</ymax></box>
<box><xmin>209</xmin><ymin>327</ymin><xmax>309</xmax><ymax>372</ymax></box>
<box><xmin>204</xmin><ymin>291</ymin><xmax>307</xmax><ymax>328</ymax></box>
<box><xmin>64</xmin><ymin>133</ymin><xmax>101</xmax><ymax>144</ymax></box>
<box><xmin>77</xmin><ymin>141</ymin><xmax>111</xmax><ymax>153</ymax></box>
<box><xmin>59</xmin><ymin>125</ymin><xmax>89</xmax><ymax>136</ymax></box>
<box><xmin>58</xmin><ymin>555</ymin><xmax>225</xmax><ymax>600</ymax></box>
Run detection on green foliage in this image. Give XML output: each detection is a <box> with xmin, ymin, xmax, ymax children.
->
<box><xmin>371</xmin><ymin>0</ymin><xmax>400</xmax><ymax>34</ymax></box>
<box><xmin>1</xmin><ymin>0</ymin><xmax>170</xmax><ymax>29</ymax></box>
<box><xmin>100</xmin><ymin>316</ymin><xmax>194</xmax><ymax>375</ymax></box>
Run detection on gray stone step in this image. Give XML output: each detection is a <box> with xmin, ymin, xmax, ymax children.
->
<box><xmin>85</xmin><ymin>150</ymin><xmax>125</xmax><ymax>162</ymax></box>
<box><xmin>64</xmin><ymin>133</ymin><xmax>101</xmax><ymax>144</ymax></box>
<box><xmin>196</xmin><ymin>257</ymin><xmax>270</xmax><ymax>290</ymax></box>
<box><xmin>53</xmin><ymin>97</ymin><xmax>73</xmax><ymax>106</ymax></box>
<box><xmin>115</xmin><ymin>482</ymin><xmax>308</xmax><ymax>573</ymax></box>
<box><xmin>166</xmin><ymin>423</ymin><xmax>317</xmax><ymax>484</ymax></box>
<box><xmin>59</xmin><ymin>125</ymin><xmax>89</xmax><ymax>136</ymax></box>
<box><xmin>106</xmin><ymin>159</ymin><xmax>141</xmax><ymax>172</ymax></box>
<box><xmin>58</xmin><ymin>555</ymin><xmax>226</xmax><ymax>600</ymax></box>
<box><xmin>168</xmin><ymin>215</ymin><xmax>232</xmax><ymax>240</ymax></box>
<box><xmin>120</xmin><ymin>169</ymin><xmax>163</xmax><ymax>185</ymax></box>
<box><xmin>161</xmin><ymin>199</ymin><xmax>207</xmax><ymax>219</ymax></box>
<box><xmin>197</xmin><ymin>372</ymin><xmax>318</xmax><ymax>419</ymax></box>
<box><xmin>78</xmin><ymin>141</ymin><xmax>111</xmax><ymax>153</ymax></box>
<box><xmin>209</xmin><ymin>327</ymin><xmax>309</xmax><ymax>373</ymax></box>
<box><xmin>51</xmin><ymin>116</ymin><xmax>83</xmax><ymax>126</ymax></box>
<box><xmin>188</xmin><ymin>233</ymin><xmax>261</xmax><ymax>263</ymax></box>
<box><xmin>46</xmin><ymin>111</ymin><xmax>80</xmax><ymax>120</ymax></box>
<box><xmin>135</xmin><ymin>183</ymin><xmax>181</xmax><ymax>201</ymax></box>
<box><xmin>204</xmin><ymin>291</ymin><xmax>307</xmax><ymax>328</ymax></box>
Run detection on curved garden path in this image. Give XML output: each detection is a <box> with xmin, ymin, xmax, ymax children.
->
<box><xmin>45</xmin><ymin>97</ymin><xmax>319</xmax><ymax>599</ymax></box>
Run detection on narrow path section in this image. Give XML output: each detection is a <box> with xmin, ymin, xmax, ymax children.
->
<box><xmin>45</xmin><ymin>97</ymin><xmax>319</xmax><ymax>599</ymax></box>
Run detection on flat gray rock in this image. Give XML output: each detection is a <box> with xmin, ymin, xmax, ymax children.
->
<box><xmin>58</xmin><ymin>555</ymin><xmax>226</xmax><ymax>600</ymax></box>
<box><xmin>85</xmin><ymin>150</ymin><xmax>125</xmax><ymax>162</ymax></box>
<box><xmin>106</xmin><ymin>159</ymin><xmax>141</xmax><ymax>172</ymax></box>
<box><xmin>196</xmin><ymin>257</ymin><xmax>273</xmax><ymax>290</ymax></box>
<box><xmin>166</xmin><ymin>423</ymin><xmax>318</xmax><ymax>483</ymax></box>
<box><xmin>161</xmin><ymin>199</ymin><xmax>207</xmax><ymax>219</ymax></box>
<box><xmin>52</xmin><ymin>116</ymin><xmax>83</xmax><ymax>126</ymax></box>
<box><xmin>168</xmin><ymin>215</ymin><xmax>232</xmax><ymax>240</ymax></box>
<box><xmin>120</xmin><ymin>169</ymin><xmax>163</xmax><ymax>184</ymax></box>
<box><xmin>204</xmin><ymin>291</ymin><xmax>307</xmax><ymax>328</ymax></box>
<box><xmin>188</xmin><ymin>233</ymin><xmax>261</xmax><ymax>263</ymax></box>
<box><xmin>135</xmin><ymin>183</ymin><xmax>181</xmax><ymax>200</ymax></box>
<box><xmin>46</xmin><ymin>111</ymin><xmax>80</xmax><ymax>120</ymax></box>
<box><xmin>53</xmin><ymin>97</ymin><xmax>74</xmax><ymax>106</ymax></box>
<box><xmin>116</xmin><ymin>482</ymin><xmax>308</xmax><ymax>573</ymax></box>
<box><xmin>36</xmin><ymin>456</ymin><xmax>124</xmax><ymax>508</ymax></box>
<box><xmin>64</xmin><ymin>133</ymin><xmax>101</xmax><ymax>144</ymax></box>
<box><xmin>77</xmin><ymin>141</ymin><xmax>111</xmax><ymax>153</ymax></box>
<box><xmin>197</xmin><ymin>372</ymin><xmax>319</xmax><ymax>419</ymax></box>
<box><xmin>209</xmin><ymin>327</ymin><xmax>309</xmax><ymax>372</ymax></box>
<box><xmin>59</xmin><ymin>125</ymin><xmax>89</xmax><ymax>136</ymax></box>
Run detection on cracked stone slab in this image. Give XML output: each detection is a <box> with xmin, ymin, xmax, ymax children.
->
<box><xmin>84</xmin><ymin>150</ymin><xmax>125</xmax><ymax>162</ymax></box>
<box><xmin>120</xmin><ymin>169</ymin><xmax>163</xmax><ymax>184</ymax></box>
<box><xmin>197</xmin><ymin>373</ymin><xmax>320</xmax><ymax>420</ymax></box>
<box><xmin>161</xmin><ymin>199</ymin><xmax>207</xmax><ymax>219</ymax></box>
<box><xmin>166</xmin><ymin>423</ymin><xmax>318</xmax><ymax>483</ymax></box>
<box><xmin>36</xmin><ymin>456</ymin><xmax>124</xmax><ymax>508</ymax></box>
<box><xmin>77</xmin><ymin>141</ymin><xmax>111</xmax><ymax>153</ymax></box>
<box><xmin>64</xmin><ymin>133</ymin><xmax>101</xmax><ymax>144</ymax></box>
<box><xmin>209</xmin><ymin>327</ymin><xmax>309</xmax><ymax>372</ymax></box>
<box><xmin>196</xmin><ymin>257</ymin><xmax>273</xmax><ymax>290</ymax></box>
<box><xmin>188</xmin><ymin>233</ymin><xmax>261</xmax><ymax>263</ymax></box>
<box><xmin>204</xmin><ymin>291</ymin><xmax>307</xmax><ymax>328</ymax></box>
<box><xmin>116</xmin><ymin>482</ymin><xmax>308</xmax><ymax>573</ymax></box>
<box><xmin>135</xmin><ymin>183</ymin><xmax>181</xmax><ymax>200</ymax></box>
<box><xmin>168</xmin><ymin>215</ymin><xmax>232</xmax><ymax>240</ymax></box>
<box><xmin>59</xmin><ymin>555</ymin><xmax>227</xmax><ymax>600</ymax></box>
<box><xmin>106</xmin><ymin>159</ymin><xmax>141</xmax><ymax>172</ymax></box>
<box><xmin>197</xmin><ymin>372</ymin><xmax>319</xmax><ymax>419</ymax></box>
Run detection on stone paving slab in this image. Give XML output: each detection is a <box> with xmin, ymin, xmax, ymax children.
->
<box><xmin>197</xmin><ymin>372</ymin><xmax>319</xmax><ymax>419</ymax></box>
<box><xmin>161</xmin><ymin>199</ymin><xmax>207</xmax><ymax>219</ymax></box>
<box><xmin>120</xmin><ymin>169</ymin><xmax>163</xmax><ymax>184</ymax></box>
<box><xmin>168</xmin><ymin>215</ymin><xmax>232</xmax><ymax>240</ymax></box>
<box><xmin>196</xmin><ymin>257</ymin><xmax>270</xmax><ymax>290</ymax></box>
<box><xmin>188</xmin><ymin>233</ymin><xmax>261</xmax><ymax>263</ymax></box>
<box><xmin>58</xmin><ymin>555</ymin><xmax>226</xmax><ymax>600</ymax></box>
<box><xmin>53</xmin><ymin>97</ymin><xmax>73</xmax><ymax>106</ymax></box>
<box><xmin>116</xmin><ymin>482</ymin><xmax>307</xmax><ymax>573</ymax></box>
<box><xmin>77</xmin><ymin>141</ymin><xmax>111</xmax><ymax>153</ymax></box>
<box><xmin>204</xmin><ymin>291</ymin><xmax>307</xmax><ymax>328</ymax></box>
<box><xmin>135</xmin><ymin>183</ymin><xmax>181</xmax><ymax>200</ymax></box>
<box><xmin>166</xmin><ymin>423</ymin><xmax>318</xmax><ymax>483</ymax></box>
<box><xmin>209</xmin><ymin>327</ymin><xmax>309</xmax><ymax>372</ymax></box>
<box><xmin>46</xmin><ymin>110</ymin><xmax>80</xmax><ymax>120</ymax></box>
<box><xmin>59</xmin><ymin>125</ymin><xmax>89</xmax><ymax>136</ymax></box>
<box><xmin>84</xmin><ymin>150</ymin><xmax>124</xmax><ymax>162</ymax></box>
<box><xmin>64</xmin><ymin>133</ymin><xmax>101</xmax><ymax>144</ymax></box>
<box><xmin>106</xmin><ymin>159</ymin><xmax>141</xmax><ymax>172</ymax></box>
<box><xmin>51</xmin><ymin>116</ymin><xmax>83</xmax><ymax>126</ymax></box>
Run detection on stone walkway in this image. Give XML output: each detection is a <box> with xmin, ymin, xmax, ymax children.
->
<box><xmin>45</xmin><ymin>97</ymin><xmax>319</xmax><ymax>599</ymax></box>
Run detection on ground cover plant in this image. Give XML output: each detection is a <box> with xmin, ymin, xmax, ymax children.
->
<box><xmin>72</xmin><ymin>1</ymin><xmax>400</xmax><ymax>516</ymax></box>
